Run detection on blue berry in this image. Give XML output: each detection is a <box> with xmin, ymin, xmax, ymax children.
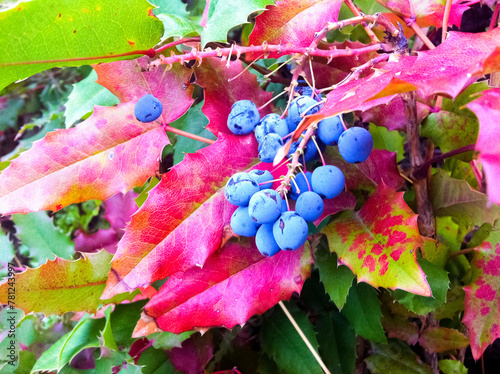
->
<box><xmin>225</xmin><ymin>172</ymin><xmax>259</xmax><ymax>206</ymax></box>
<box><xmin>256</xmin><ymin>224</ymin><xmax>281</xmax><ymax>257</ymax></box>
<box><xmin>134</xmin><ymin>94</ymin><xmax>163</xmax><ymax>123</ymax></box>
<box><xmin>254</xmin><ymin>113</ymin><xmax>289</xmax><ymax>143</ymax></box>
<box><xmin>311</xmin><ymin>165</ymin><xmax>345</xmax><ymax>199</ymax></box>
<box><xmin>258</xmin><ymin>133</ymin><xmax>283</xmax><ymax>163</ymax></box>
<box><xmin>227</xmin><ymin>100</ymin><xmax>260</xmax><ymax>135</ymax></box>
<box><xmin>288</xmin><ymin>96</ymin><xmax>321</xmax><ymax>125</ymax></box>
<box><xmin>290</xmin><ymin>171</ymin><xmax>312</xmax><ymax>200</ymax></box>
<box><xmin>281</xmin><ymin>198</ymin><xmax>289</xmax><ymax>213</ymax></box>
<box><xmin>296</xmin><ymin>191</ymin><xmax>324</xmax><ymax>222</ymax></box>
<box><xmin>249</xmin><ymin>169</ymin><xmax>274</xmax><ymax>190</ymax></box>
<box><xmin>285</xmin><ymin>115</ymin><xmax>297</xmax><ymax>133</ymax></box>
<box><xmin>287</xmin><ymin>136</ymin><xmax>318</xmax><ymax>163</ymax></box>
<box><xmin>248</xmin><ymin>189</ymin><xmax>282</xmax><ymax>224</ymax></box>
<box><xmin>273</xmin><ymin>211</ymin><xmax>308</xmax><ymax>251</ymax></box>
<box><xmin>231</xmin><ymin>206</ymin><xmax>260</xmax><ymax>236</ymax></box>
<box><xmin>318</xmin><ymin>116</ymin><xmax>344</xmax><ymax>145</ymax></box>
<box><xmin>338</xmin><ymin>127</ymin><xmax>374</xmax><ymax>163</ymax></box>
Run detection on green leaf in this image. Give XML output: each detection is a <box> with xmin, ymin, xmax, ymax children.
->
<box><xmin>438</xmin><ymin>360</ymin><xmax>468</xmax><ymax>374</ymax></box>
<box><xmin>430</xmin><ymin>170</ymin><xmax>500</xmax><ymax>229</ymax></box>
<box><xmin>157</xmin><ymin>14</ymin><xmax>203</xmax><ymax>41</ymax></box>
<box><xmin>260</xmin><ymin>302</ymin><xmax>322</xmax><ymax>374</ymax></box>
<box><xmin>171</xmin><ymin>101</ymin><xmax>216</xmax><ymax>165</ymax></box>
<box><xmin>31</xmin><ymin>314</ymin><xmax>105</xmax><ymax>373</ymax></box>
<box><xmin>64</xmin><ymin>69</ymin><xmax>119</xmax><ymax>128</ymax></box>
<box><xmin>201</xmin><ymin>0</ymin><xmax>274</xmax><ymax>46</ymax></box>
<box><xmin>418</xmin><ymin>327</ymin><xmax>469</xmax><ymax>353</ymax></box>
<box><xmin>370</xmin><ymin>123</ymin><xmax>405</xmax><ymax>162</ymax></box>
<box><xmin>0</xmin><ymin>96</ymin><xmax>23</xmax><ymax>131</ymax></box>
<box><xmin>0</xmin><ymin>231</ymin><xmax>14</xmax><ymax>271</ymax></box>
<box><xmin>316</xmin><ymin>310</ymin><xmax>356</xmax><ymax>374</ymax></box>
<box><xmin>365</xmin><ymin>341</ymin><xmax>433</xmax><ymax>374</ymax></box>
<box><xmin>316</xmin><ymin>249</ymin><xmax>354</xmax><ymax>310</ymax></box>
<box><xmin>393</xmin><ymin>257</ymin><xmax>449</xmax><ymax>315</ymax></box>
<box><xmin>0</xmin><ymin>0</ymin><xmax>163</xmax><ymax>92</ymax></box>
<box><xmin>150</xmin><ymin>0</ymin><xmax>189</xmax><ymax>18</ymax></box>
<box><xmin>151</xmin><ymin>331</ymin><xmax>195</xmax><ymax>350</ymax></box>
<box><xmin>102</xmin><ymin>307</ymin><xmax>118</xmax><ymax>351</ymax></box>
<box><xmin>137</xmin><ymin>346</ymin><xmax>179</xmax><ymax>374</ymax></box>
<box><xmin>110</xmin><ymin>300</ymin><xmax>148</xmax><ymax>347</ymax></box>
<box><xmin>341</xmin><ymin>282</ymin><xmax>387</xmax><ymax>343</ymax></box>
<box><xmin>12</xmin><ymin>211</ymin><xmax>74</xmax><ymax>266</ymax></box>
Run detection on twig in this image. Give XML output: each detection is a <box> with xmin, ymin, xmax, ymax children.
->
<box><xmin>449</xmin><ymin>248</ymin><xmax>475</xmax><ymax>258</ymax></box>
<box><xmin>155</xmin><ymin>37</ymin><xmax>201</xmax><ymax>54</ymax></box>
<box><xmin>343</xmin><ymin>0</ymin><xmax>381</xmax><ymax>43</ymax></box>
<box><xmin>442</xmin><ymin>0</ymin><xmax>453</xmax><ymax>44</ymax></box>
<box><xmin>278</xmin><ymin>301</ymin><xmax>331</xmax><ymax>374</ymax></box>
<box><xmin>490</xmin><ymin>2</ymin><xmax>500</xmax><ymax>30</ymax></box>
<box><xmin>408</xmin><ymin>21</ymin><xmax>436</xmax><ymax>50</ymax></box>
<box><xmin>163</xmin><ymin>124</ymin><xmax>215</xmax><ymax>145</ymax></box>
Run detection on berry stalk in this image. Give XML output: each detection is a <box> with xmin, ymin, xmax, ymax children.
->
<box><xmin>163</xmin><ymin>124</ymin><xmax>216</xmax><ymax>145</ymax></box>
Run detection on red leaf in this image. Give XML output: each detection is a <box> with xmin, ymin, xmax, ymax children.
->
<box><xmin>75</xmin><ymin>191</ymin><xmax>138</xmax><ymax>254</ymax></box>
<box><xmin>169</xmin><ymin>333</ymin><xmax>214</xmax><ymax>374</ymax></box>
<box><xmin>0</xmin><ymin>104</ymin><xmax>167</xmax><ymax>214</ymax></box>
<box><xmin>94</xmin><ymin>56</ymin><xmax>195</xmax><ymax>124</ymax></box>
<box><xmin>467</xmin><ymin>88</ymin><xmax>500</xmax><ymax>205</ymax></box>
<box><xmin>248</xmin><ymin>0</ymin><xmax>343</xmax><ymax>59</ymax></box>
<box><xmin>102</xmin><ymin>134</ymin><xmax>259</xmax><ymax>298</ymax></box>
<box><xmin>322</xmin><ymin>184</ymin><xmax>431</xmax><ymax>296</ymax></box>
<box><xmin>133</xmin><ymin>239</ymin><xmax>312</xmax><ymax>335</ymax></box>
<box><xmin>194</xmin><ymin>59</ymin><xmax>273</xmax><ymax>136</ymax></box>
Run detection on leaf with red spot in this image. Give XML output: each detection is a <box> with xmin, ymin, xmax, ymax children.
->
<box><xmin>94</xmin><ymin>56</ymin><xmax>195</xmax><ymax>123</ymax></box>
<box><xmin>0</xmin><ymin>103</ymin><xmax>167</xmax><ymax>215</ymax></box>
<box><xmin>102</xmin><ymin>133</ymin><xmax>259</xmax><ymax>298</ymax></box>
<box><xmin>467</xmin><ymin>88</ymin><xmax>500</xmax><ymax>206</ymax></box>
<box><xmin>248</xmin><ymin>0</ymin><xmax>343</xmax><ymax>59</ymax></box>
<box><xmin>321</xmin><ymin>184</ymin><xmax>431</xmax><ymax>296</ymax></box>
<box><xmin>463</xmin><ymin>221</ymin><xmax>500</xmax><ymax>360</ymax></box>
<box><xmin>194</xmin><ymin>59</ymin><xmax>273</xmax><ymax>136</ymax></box>
<box><xmin>133</xmin><ymin>239</ymin><xmax>312</xmax><ymax>335</ymax></box>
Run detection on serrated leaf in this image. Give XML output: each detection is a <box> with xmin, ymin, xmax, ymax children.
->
<box><xmin>418</xmin><ymin>327</ymin><xmax>469</xmax><ymax>353</ymax></box>
<box><xmin>248</xmin><ymin>0</ymin><xmax>343</xmax><ymax>59</ymax></box>
<box><xmin>430</xmin><ymin>170</ymin><xmax>500</xmax><ymax>229</ymax></box>
<box><xmin>137</xmin><ymin>346</ymin><xmax>179</xmax><ymax>374</ymax></box>
<box><xmin>365</xmin><ymin>341</ymin><xmax>433</xmax><ymax>374</ymax></box>
<box><xmin>171</xmin><ymin>101</ymin><xmax>216</xmax><ymax>165</ymax></box>
<box><xmin>157</xmin><ymin>14</ymin><xmax>202</xmax><ymax>41</ymax></box>
<box><xmin>260</xmin><ymin>302</ymin><xmax>322</xmax><ymax>374</ymax></box>
<box><xmin>31</xmin><ymin>314</ymin><xmax>105</xmax><ymax>373</ymax></box>
<box><xmin>463</xmin><ymin>221</ymin><xmax>500</xmax><ymax>360</ymax></box>
<box><xmin>64</xmin><ymin>69</ymin><xmax>119</xmax><ymax>128</ymax></box>
<box><xmin>322</xmin><ymin>184</ymin><xmax>431</xmax><ymax>296</ymax></box>
<box><xmin>438</xmin><ymin>360</ymin><xmax>468</xmax><ymax>374</ymax></box>
<box><xmin>110</xmin><ymin>300</ymin><xmax>148</xmax><ymax>347</ymax></box>
<box><xmin>341</xmin><ymin>282</ymin><xmax>387</xmax><ymax>343</ymax></box>
<box><xmin>380</xmin><ymin>291</ymin><xmax>419</xmax><ymax>345</ymax></box>
<box><xmin>151</xmin><ymin>331</ymin><xmax>195</xmax><ymax>350</ymax></box>
<box><xmin>133</xmin><ymin>239</ymin><xmax>312</xmax><ymax>335</ymax></box>
<box><xmin>392</xmin><ymin>257</ymin><xmax>449</xmax><ymax>315</ymax></box>
<box><xmin>316</xmin><ymin>250</ymin><xmax>355</xmax><ymax>310</ymax></box>
<box><xmin>169</xmin><ymin>332</ymin><xmax>214</xmax><ymax>374</ymax></box>
<box><xmin>315</xmin><ymin>310</ymin><xmax>356</xmax><ymax>374</ymax></box>
<box><xmin>102</xmin><ymin>134</ymin><xmax>258</xmax><ymax>298</ymax></box>
<box><xmin>150</xmin><ymin>0</ymin><xmax>189</xmax><ymax>18</ymax></box>
<box><xmin>200</xmin><ymin>0</ymin><xmax>274</xmax><ymax>47</ymax></box>
<box><xmin>12</xmin><ymin>211</ymin><xmax>74</xmax><ymax>266</ymax></box>
<box><xmin>194</xmin><ymin>59</ymin><xmax>273</xmax><ymax>136</ymax></box>
<box><xmin>0</xmin><ymin>0</ymin><xmax>163</xmax><ymax>92</ymax></box>
<box><xmin>0</xmin><ymin>250</ymin><xmax>137</xmax><ymax>315</ymax></box>
<box><xmin>0</xmin><ymin>103</ymin><xmax>167</xmax><ymax>214</ymax></box>
<box><xmin>467</xmin><ymin>88</ymin><xmax>500</xmax><ymax>206</ymax></box>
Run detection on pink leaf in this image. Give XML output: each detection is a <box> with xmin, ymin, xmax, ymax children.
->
<box><xmin>133</xmin><ymin>239</ymin><xmax>312</xmax><ymax>335</ymax></box>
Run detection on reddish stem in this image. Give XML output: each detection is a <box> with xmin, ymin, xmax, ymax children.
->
<box><xmin>442</xmin><ymin>0</ymin><xmax>453</xmax><ymax>44</ymax></box>
<box><xmin>343</xmin><ymin>0</ymin><xmax>381</xmax><ymax>43</ymax></box>
<box><xmin>154</xmin><ymin>37</ymin><xmax>201</xmax><ymax>54</ymax></box>
<box><xmin>490</xmin><ymin>2</ymin><xmax>500</xmax><ymax>30</ymax></box>
<box><xmin>163</xmin><ymin>124</ymin><xmax>216</xmax><ymax>145</ymax></box>
<box><xmin>408</xmin><ymin>22</ymin><xmax>436</xmax><ymax>50</ymax></box>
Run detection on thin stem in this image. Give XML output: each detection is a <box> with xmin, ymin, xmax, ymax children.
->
<box><xmin>490</xmin><ymin>2</ymin><xmax>500</xmax><ymax>30</ymax></box>
<box><xmin>308</xmin><ymin>57</ymin><xmax>316</xmax><ymax>91</ymax></box>
<box><xmin>257</xmin><ymin>89</ymin><xmax>289</xmax><ymax>111</ymax></box>
<box><xmin>409</xmin><ymin>22</ymin><xmax>436</xmax><ymax>49</ymax></box>
<box><xmin>279</xmin><ymin>301</ymin><xmax>331</xmax><ymax>374</ymax></box>
<box><xmin>264</xmin><ymin>55</ymin><xmax>298</xmax><ymax>78</ymax></box>
<box><xmin>310</xmin><ymin>135</ymin><xmax>326</xmax><ymax>166</ymax></box>
<box><xmin>442</xmin><ymin>0</ymin><xmax>453</xmax><ymax>44</ymax></box>
<box><xmin>412</xmin><ymin>144</ymin><xmax>476</xmax><ymax>180</ymax></box>
<box><xmin>343</xmin><ymin>0</ymin><xmax>381</xmax><ymax>43</ymax></box>
<box><xmin>228</xmin><ymin>54</ymin><xmax>264</xmax><ymax>82</ymax></box>
<box><xmin>449</xmin><ymin>248</ymin><xmax>475</xmax><ymax>258</ymax></box>
<box><xmin>155</xmin><ymin>37</ymin><xmax>200</xmax><ymax>54</ymax></box>
<box><xmin>163</xmin><ymin>124</ymin><xmax>216</xmax><ymax>145</ymax></box>
<box><xmin>470</xmin><ymin>159</ymin><xmax>484</xmax><ymax>192</ymax></box>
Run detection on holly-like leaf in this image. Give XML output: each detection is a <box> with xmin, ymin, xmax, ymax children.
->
<box><xmin>0</xmin><ymin>250</ymin><xmax>137</xmax><ymax>315</ymax></box>
<box><xmin>64</xmin><ymin>69</ymin><xmax>119</xmax><ymax>128</ymax></box>
<box><xmin>430</xmin><ymin>170</ymin><xmax>500</xmax><ymax>229</ymax></box>
<box><xmin>194</xmin><ymin>59</ymin><xmax>273</xmax><ymax>136</ymax></box>
<box><xmin>438</xmin><ymin>360</ymin><xmax>468</xmax><ymax>374</ymax></box>
<box><xmin>380</xmin><ymin>291</ymin><xmax>419</xmax><ymax>345</ymax></box>
<box><xmin>248</xmin><ymin>0</ymin><xmax>343</xmax><ymax>59</ymax></box>
<box><xmin>200</xmin><ymin>0</ymin><xmax>275</xmax><ymax>47</ymax></box>
<box><xmin>365</xmin><ymin>341</ymin><xmax>433</xmax><ymax>374</ymax></box>
<box><xmin>102</xmin><ymin>134</ymin><xmax>258</xmax><ymax>298</ymax></box>
<box><xmin>341</xmin><ymin>281</ymin><xmax>387</xmax><ymax>343</ymax></box>
<box><xmin>260</xmin><ymin>301</ymin><xmax>322</xmax><ymax>374</ymax></box>
<box><xmin>12</xmin><ymin>211</ymin><xmax>74</xmax><ymax>266</ymax></box>
<box><xmin>467</xmin><ymin>88</ymin><xmax>500</xmax><ymax>206</ymax></box>
<box><xmin>0</xmin><ymin>103</ymin><xmax>167</xmax><ymax>214</ymax></box>
<box><xmin>418</xmin><ymin>327</ymin><xmax>469</xmax><ymax>353</ymax></box>
<box><xmin>322</xmin><ymin>184</ymin><xmax>431</xmax><ymax>296</ymax></box>
<box><xmin>169</xmin><ymin>332</ymin><xmax>214</xmax><ymax>374</ymax></box>
<box><xmin>156</xmin><ymin>14</ymin><xmax>202</xmax><ymax>41</ymax></box>
<box><xmin>463</xmin><ymin>221</ymin><xmax>500</xmax><ymax>360</ymax></box>
<box><xmin>0</xmin><ymin>0</ymin><xmax>163</xmax><ymax>92</ymax></box>
<box><xmin>133</xmin><ymin>239</ymin><xmax>312</xmax><ymax>335</ymax></box>
<box><xmin>94</xmin><ymin>56</ymin><xmax>195</xmax><ymax>124</ymax></box>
